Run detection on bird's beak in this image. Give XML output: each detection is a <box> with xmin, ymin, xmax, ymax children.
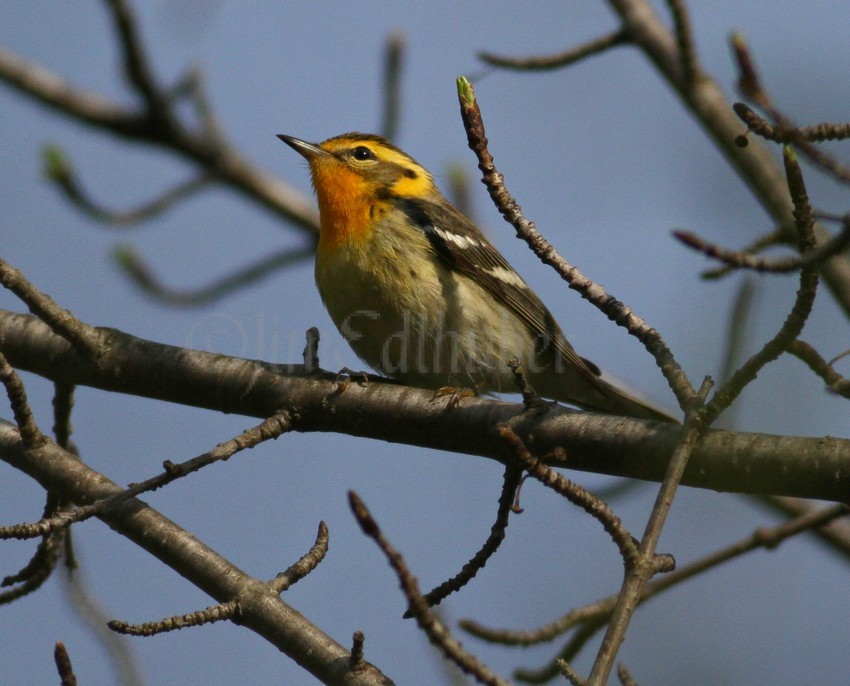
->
<box><xmin>277</xmin><ymin>134</ymin><xmax>329</xmax><ymax>160</ymax></box>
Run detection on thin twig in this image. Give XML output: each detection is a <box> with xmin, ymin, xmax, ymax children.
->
<box><xmin>786</xmin><ymin>339</ymin><xmax>850</xmax><ymax>398</ymax></box>
<box><xmin>587</xmin><ymin>418</ymin><xmax>703</xmax><ymax>684</ymax></box>
<box><xmin>730</xmin><ymin>37</ymin><xmax>850</xmax><ymax>185</ymax></box>
<box><xmin>349</xmin><ymin>491</ymin><xmax>512</xmax><ymax>686</ymax></box>
<box><xmin>704</xmin><ymin>148</ymin><xmax>819</xmax><ymax>424</ymax></box>
<box><xmin>0</xmin><ymin>259</ymin><xmax>106</xmax><ymax>359</ymax></box>
<box><xmin>54</xmin><ymin>642</ymin><xmax>77</xmax><ymax>686</ymax></box>
<box><xmin>675</xmin><ymin>213</ymin><xmax>850</xmax><ymax>274</ymax></box>
<box><xmin>0</xmin><ymin>412</ymin><xmax>294</xmax><ymax>540</ymax></box>
<box><xmin>500</xmin><ymin>427</ymin><xmax>638</xmax><ymax>564</ymax></box>
<box><xmin>109</xmin><ymin>600</ymin><xmax>239</xmax><ymax>636</ymax></box>
<box><xmin>42</xmin><ymin>145</ymin><xmax>213</xmax><ymax>226</ymax></box>
<box><xmin>479</xmin><ymin>29</ymin><xmax>629</xmax><ymax>71</ymax></box>
<box><xmin>409</xmin><ymin>463</ymin><xmax>521</xmax><ymax>615</ymax></box>
<box><xmin>0</xmin><ymin>352</ymin><xmax>43</xmax><ymax>447</ymax></box>
<box><xmin>380</xmin><ymin>31</ymin><xmax>405</xmax><ymax>141</ymax></box>
<box><xmin>455</xmin><ymin>76</ymin><xmax>695</xmax><ymax>414</ymax></box>
<box><xmin>617</xmin><ymin>663</ymin><xmax>638</xmax><ymax>686</ymax></box>
<box><xmin>462</xmin><ymin>504</ymin><xmax>846</xmax><ymax>648</ymax></box>
<box><xmin>111</xmin><ymin>519</ymin><xmax>328</xmax><ymax>637</ymax></box>
<box><xmin>115</xmin><ymin>243</ymin><xmax>315</xmax><ymax>307</ymax></box>
<box><xmin>664</xmin><ymin>0</ymin><xmax>698</xmax><ymax>89</ymax></box>
<box><xmin>269</xmin><ymin>521</ymin><xmax>330</xmax><ymax>594</ymax></box>
<box><xmin>604</xmin><ymin>0</ymin><xmax>850</xmax><ymax>316</ymax></box>
<box><xmin>701</xmin><ymin>229</ymin><xmax>785</xmax><ymax>280</ymax></box>
<box><xmin>0</xmin><ymin>36</ymin><xmax>319</xmax><ymax>232</ymax></box>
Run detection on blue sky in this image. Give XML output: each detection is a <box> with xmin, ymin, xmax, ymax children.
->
<box><xmin>2</xmin><ymin>2</ymin><xmax>850</xmax><ymax>684</ymax></box>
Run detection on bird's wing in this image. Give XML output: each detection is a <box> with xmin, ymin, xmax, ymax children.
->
<box><xmin>395</xmin><ymin>196</ymin><xmax>601</xmax><ymax>382</ymax></box>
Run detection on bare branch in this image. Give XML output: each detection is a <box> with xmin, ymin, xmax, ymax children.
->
<box><xmin>787</xmin><ymin>339</ymin><xmax>850</xmax><ymax>399</ymax></box>
<box><xmin>587</xmin><ymin>418</ymin><xmax>704</xmax><ymax>684</ymax></box>
<box><xmin>500</xmin><ymin>427</ymin><xmax>638</xmax><ymax>564</ymax></box>
<box><xmin>349</xmin><ymin>491</ymin><xmax>512</xmax><ymax>686</ymax></box>
<box><xmin>0</xmin><ymin>352</ymin><xmax>42</xmax><ymax>448</ymax></box>
<box><xmin>705</xmin><ymin>148</ymin><xmax>819</xmax><ymax>423</ymax></box>
<box><xmin>664</xmin><ymin>0</ymin><xmax>699</xmax><ymax>88</ymax></box>
<box><xmin>0</xmin><ymin>259</ymin><xmax>106</xmax><ymax>360</ymax></box>
<box><xmin>674</xmin><ymin>213</ymin><xmax>850</xmax><ymax>274</ymax></box>
<box><xmin>2</xmin><ymin>309</ymin><xmax>849</xmax><ymax>501</ymax></box>
<box><xmin>605</xmin><ymin>0</ymin><xmax>850</xmax><ymax>315</ymax></box>
<box><xmin>456</xmin><ymin>76</ymin><xmax>695</xmax><ymax>414</ymax></box>
<box><xmin>269</xmin><ymin>521</ymin><xmax>330</xmax><ymax>594</ymax></box>
<box><xmin>0</xmin><ymin>422</ymin><xmax>391</xmax><ymax>685</ymax></box>
<box><xmin>380</xmin><ymin>32</ymin><xmax>405</xmax><ymax>141</ymax></box>
<box><xmin>114</xmin><ymin>243</ymin><xmax>315</xmax><ymax>307</ymax></box>
<box><xmin>42</xmin><ymin>145</ymin><xmax>213</xmax><ymax>227</ymax></box>
<box><xmin>0</xmin><ymin>412</ymin><xmax>293</xmax><ymax>540</ymax></box>
<box><xmin>410</xmin><ymin>463</ymin><xmax>521</xmax><ymax>614</ymax></box>
<box><xmin>479</xmin><ymin>29</ymin><xmax>629</xmax><ymax>71</ymax></box>
<box><xmin>54</xmin><ymin>642</ymin><xmax>77</xmax><ymax>686</ymax></box>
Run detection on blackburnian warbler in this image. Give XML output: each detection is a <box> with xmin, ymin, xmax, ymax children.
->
<box><xmin>278</xmin><ymin>132</ymin><xmax>672</xmax><ymax>422</ymax></box>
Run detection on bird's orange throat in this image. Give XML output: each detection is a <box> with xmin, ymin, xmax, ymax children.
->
<box><xmin>310</xmin><ymin>161</ymin><xmax>374</xmax><ymax>252</ymax></box>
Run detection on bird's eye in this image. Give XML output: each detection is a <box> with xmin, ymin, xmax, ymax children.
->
<box><xmin>351</xmin><ymin>146</ymin><xmax>375</xmax><ymax>161</ymax></box>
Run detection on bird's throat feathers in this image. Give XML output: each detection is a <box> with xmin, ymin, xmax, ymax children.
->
<box><xmin>309</xmin><ymin>160</ymin><xmax>375</xmax><ymax>251</ymax></box>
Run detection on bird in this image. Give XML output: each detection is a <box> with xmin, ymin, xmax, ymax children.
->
<box><xmin>278</xmin><ymin>132</ymin><xmax>673</xmax><ymax>422</ymax></box>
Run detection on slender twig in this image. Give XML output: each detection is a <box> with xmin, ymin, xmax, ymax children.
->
<box><xmin>479</xmin><ymin>29</ymin><xmax>629</xmax><ymax>71</ymax></box>
<box><xmin>604</xmin><ymin>0</ymin><xmax>850</xmax><ymax>317</ymax></box>
<box><xmin>42</xmin><ymin>145</ymin><xmax>213</xmax><ymax>226</ymax></box>
<box><xmin>462</xmin><ymin>504</ymin><xmax>846</xmax><ymax>648</ymax></box>
<box><xmin>500</xmin><ymin>427</ymin><xmax>638</xmax><ymax>564</ymax></box>
<box><xmin>704</xmin><ymin>148</ymin><xmax>819</xmax><ymax>424</ymax></box>
<box><xmin>456</xmin><ymin>76</ymin><xmax>695</xmax><ymax>414</ymax></box>
<box><xmin>51</xmin><ymin>382</ymin><xmax>76</xmax><ymax>452</ymax></box>
<box><xmin>0</xmin><ymin>35</ymin><xmax>319</xmax><ymax>232</ymax></box>
<box><xmin>557</xmin><ymin>659</ymin><xmax>588</xmax><ymax>686</ymax></box>
<box><xmin>114</xmin><ymin>243</ymin><xmax>315</xmax><ymax>307</ymax></box>
<box><xmin>0</xmin><ymin>530</ymin><xmax>63</xmax><ymax>603</ymax></box>
<box><xmin>54</xmin><ymin>642</ymin><xmax>77</xmax><ymax>686</ymax></box>
<box><xmin>718</xmin><ymin>278</ymin><xmax>755</xmax><ymax>387</ymax></box>
<box><xmin>587</xmin><ymin>417</ymin><xmax>703</xmax><ymax>685</ymax></box>
<box><xmin>0</xmin><ymin>354</ymin><xmax>69</xmax><ymax>603</ymax></box>
<box><xmin>786</xmin><ymin>340</ymin><xmax>850</xmax><ymax>399</ymax></box>
<box><xmin>105</xmin><ymin>0</ymin><xmax>161</xmax><ymax>107</ymax></box>
<box><xmin>617</xmin><ymin>663</ymin><xmax>638</xmax><ymax>686</ymax></box>
<box><xmin>675</xmin><ymin>213</ymin><xmax>850</xmax><ymax>274</ymax></box>
<box><xmin>269</xmin><ymin>521</ymin><xmax>330</xmax><ymax>594</ymax></box>
<box><xmin>61</xmin><ymin>560</ymin><xmax>143</xmax><ymax>686</ymax></box>
<box><xmin>109</xmin><ymin>600</ymin><xmax>239</xmax><ymax>636</ymax></box>
<box><xmin>349</xmin><ymin>491</ymin><xmax>512</xmax><ymax>686</ymax></box>
<box><xmin>0</xmin><ymin>259</ymin><xmax>105</xmax><ymax>359</ymax></box>
<box><xmin>0</xmin><ymin>352</ymin><xmax>43</xmax><ymax>447</ymax></box>
<box><xmin>701</xmin><ymin>229</ymin><xmax>784</xmax><ymax>280</ymax></box>
<box><xmin>516</xmin><ymin>621</ymin><xmax>605</xmax><ymax>683</ymax></box>
<box><xmin>380</xmin><ymin>31</ymin><xmax>405</xmax><ymax>141</ymax></box>
<box><xmin>757</xmin><ymin>496</ymin><xmax>850</xmax><ymax>559</ymax></box>
<box><xmin>0</xmin><ymin>412</ymin><xmax>293</xmax><ymax>540</ymax></box>
<box><xmin>111</xmin><ymin>519</ymin><xmax>328</xmax><ymax>637</ymax></box>
<box><xmin>733</xmin><ymin>102</ymin><xmax>850</xmax><ymax>146</ymax></box>
<box><xmin>664</xmin><ymin>0</ymin><xmax>698</xmax><ymax>89</ymax></box>
<box><xmin>730</xmin><ymin>37</ymin><xmax>850</xmax><ymax>185</ymax></box>
<box><xmin>409</xmin><ymin>463</ymin><xmax>521</xmax><ymax>615</ymax></box>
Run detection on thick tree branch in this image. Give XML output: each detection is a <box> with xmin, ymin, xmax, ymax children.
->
<box><xmin>1</xmin><ymin>310</ymin><xmax>847</xmax><ymax>502</ymax></box>
<box><xmin>606</xmin><ymin>0</ymin><xmax>850</xmax><ymax>316</ymax></box>
<box><xmin>0</xmin><ymin>46</ymin><xmax>318</xmax><ymax>233</ymax></box>
<box><xmin>0</xmin><ymin>421</ymin><xmax>392</xmax><ymax>686</ymax></box>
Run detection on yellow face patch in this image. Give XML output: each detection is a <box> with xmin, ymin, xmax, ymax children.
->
<box><xmin>309</xmin><ymin>135</ymin><xmax>438</xmax><ymax>251</ymax></box>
